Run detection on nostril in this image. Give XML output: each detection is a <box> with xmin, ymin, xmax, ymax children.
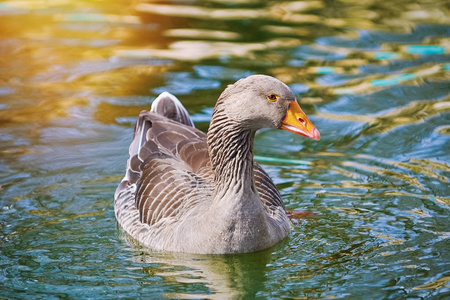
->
<box><xmin>298</xmin><ymin>118</ymin><xmax>305</xmax><ymax>125</ymax></box>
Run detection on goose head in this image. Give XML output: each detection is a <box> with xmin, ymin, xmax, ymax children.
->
<box><xmin>214</xmin><ymin>74</ymin><xmax>320</xmax><ymax>141</ymax></box>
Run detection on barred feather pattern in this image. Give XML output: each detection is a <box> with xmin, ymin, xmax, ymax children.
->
<box><xmin>207</xmin><ymin>97</ymin><xmax>285</xmax><ymax>213</ymax></box>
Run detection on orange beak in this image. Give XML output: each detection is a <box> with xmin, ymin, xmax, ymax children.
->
<box><xmin>281</xmin><ymin>101</ymin><xmax>320</xmax><ymax>141</ymax></box>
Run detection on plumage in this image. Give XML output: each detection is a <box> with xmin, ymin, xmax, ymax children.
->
<box><xmin>114</xmin><ymin>75</ymin><xmax>320</xmax><ymax>254</ymax></box>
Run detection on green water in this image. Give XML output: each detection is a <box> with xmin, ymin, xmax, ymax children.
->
<box><xmin>0</xmin><ymin>0</ymin><xmax>449</xmax><ymax>299</ymax></box>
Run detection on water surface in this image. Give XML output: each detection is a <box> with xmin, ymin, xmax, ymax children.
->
<box><xmin>0</xmin><ymin>0</ymin><xmax>449</xmax><ymax>299</ymax></box>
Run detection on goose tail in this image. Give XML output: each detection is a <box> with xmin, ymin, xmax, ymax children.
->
<box><xmin>151</xmin><ymin>92</ymin><xmax>194</xmax><ymax>127</ymax></box>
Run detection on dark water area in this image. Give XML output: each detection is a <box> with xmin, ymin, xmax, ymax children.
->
<box><xmin>0</xmin><ymin>0</ymin><xmax>449</xmax><ymax>299</ymax></box>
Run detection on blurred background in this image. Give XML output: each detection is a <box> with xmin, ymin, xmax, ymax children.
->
<box><xmin>0</xmin><ymin>0</ymin><xmax>449</xmax><ymax>298</ymax></box>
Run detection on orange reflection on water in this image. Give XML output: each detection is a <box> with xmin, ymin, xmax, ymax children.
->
<box><xmin>0</xmin><ymin>0</ymin><xmax>162</xmax><ymax>126</ymax></box>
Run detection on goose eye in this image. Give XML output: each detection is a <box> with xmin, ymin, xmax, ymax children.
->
<box><xmin>267</xmin><ymin>94</ymin><xmax>278</xmax><ymax>102</ymax></box>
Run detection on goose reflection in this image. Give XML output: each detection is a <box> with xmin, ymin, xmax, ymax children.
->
<box><xmin>122</xmin><ymin>233</ymin><xmax>274</xmax><ymax>299</ymax></box>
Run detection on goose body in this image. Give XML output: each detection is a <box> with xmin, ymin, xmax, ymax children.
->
<box><xmin>114</xmin><ymin>75</ymin><xmax>320</xmax><ymax>254</ymax></box>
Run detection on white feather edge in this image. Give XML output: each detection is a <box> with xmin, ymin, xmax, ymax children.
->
<box><xmin>151</xmin><ymin>91</ymin><xmax>195</xmax><ymax>127</ymax></box>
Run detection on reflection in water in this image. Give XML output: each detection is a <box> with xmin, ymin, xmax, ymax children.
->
<box><xmin>318</xmin><ymin>94</ymin><xmax>450</xmax><ymax>135</ymax></box>
<box><xmin>115</xmin><ymin>38</ymin><xmax>301</xmax><ymax>61</ymax></box>
<box><xmin>0</xmin><ymin>0</ymin><xmax>449</xmax><ymax>298</ymax></box>
<box><xmin>163</xmin><ymin>28</ymin><xmax>242</xmax><ymax>40</ymax></box>
<box><xmin>134</xmin><ymin>245</ymin><xmax>271</xmax><ymax>299</ymax></box>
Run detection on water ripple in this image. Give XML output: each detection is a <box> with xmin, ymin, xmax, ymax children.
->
<box><xmin>0</xmin><ymin>0</ymin><xmax>449</xmax><ymax>299</ymax></box>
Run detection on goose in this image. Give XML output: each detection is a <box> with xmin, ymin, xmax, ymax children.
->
<box><xmin>114</xmin><ymin>75</ymin><xmax>320</xmax><ymax>254</ymax></box>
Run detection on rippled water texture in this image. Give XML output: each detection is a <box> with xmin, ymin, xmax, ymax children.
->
<box><xmin>0</xmin><ymin>0</ymin><xmax>449</xmax><ymax>298</ymax></box>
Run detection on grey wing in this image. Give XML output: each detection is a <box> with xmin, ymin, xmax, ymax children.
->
<box><xmin>254</xmin><ymin>163</ymin><xmax>285</xmax><ymax>214</ymax></box>
<box><xmin>115</xmin><ymin>110</ymin><xmax>213</xmax><ymax>229</ymax></box>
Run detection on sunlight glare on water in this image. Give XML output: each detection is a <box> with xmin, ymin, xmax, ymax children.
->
<box><xmin>0</xmin><ymin>0</ymin><xmax>449</xmax><ymax>299</ymax></box>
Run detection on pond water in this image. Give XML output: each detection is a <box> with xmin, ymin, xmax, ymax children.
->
<box><xmin>0</xmin><ymin>0</ymin><xmax>449</xmax><ymax>299</ymax></box>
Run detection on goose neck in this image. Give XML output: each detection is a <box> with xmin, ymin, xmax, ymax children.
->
<box><xmin>207</xmin><ymin>115</ymin><xmax>256</xmax><ymax>196</ymax></box>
